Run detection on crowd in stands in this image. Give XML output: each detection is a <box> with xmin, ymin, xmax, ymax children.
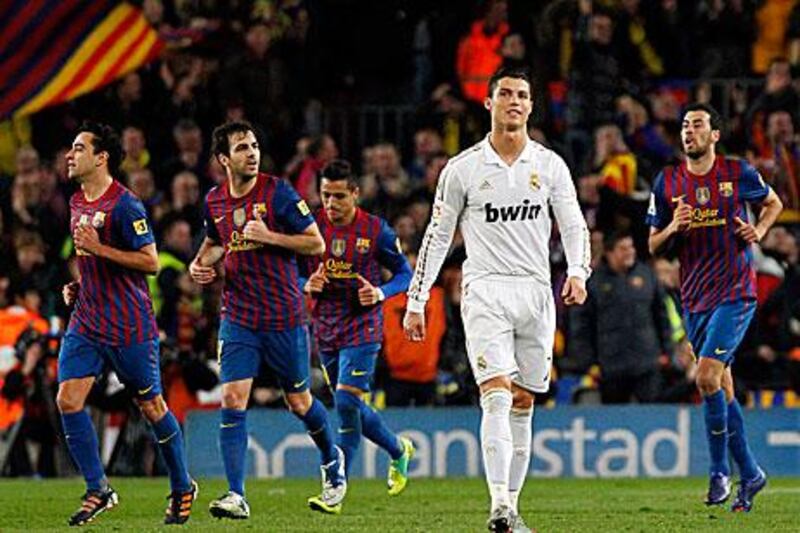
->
<box><xmin>3</xmin><ymin>0</ymin><xmax>800</xmax><ymax>475</ymax></box>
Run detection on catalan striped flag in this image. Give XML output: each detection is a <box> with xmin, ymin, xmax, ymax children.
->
<box><xmin>0</xmin><ymin>0</ymin><xmax>164</xmax><ymax>120</ymax></box>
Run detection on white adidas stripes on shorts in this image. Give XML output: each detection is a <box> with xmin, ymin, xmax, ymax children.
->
<box><xmin>461</xmin><ymin>277</ymin><xmax>556</xmax><ymax>393</ymax></box>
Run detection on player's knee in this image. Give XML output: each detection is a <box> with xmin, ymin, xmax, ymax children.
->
<box><xmin>512</xmin><ymin>387</ymin><xmax>534</xmax><ymax>410</ymax></box>
<box><xmin>221</xmin><ymin>388</ymin><xmax>248</xmax><ymax>409</ymax></box>
<box><xmin>335</xmin><ymin>388</ymin><xmax>362</xmax><ymax>411</ymax></box>
<box><xmin>56</xmin><ymin>387</ymin><xmax>85</xmax><ymax>414</ymax></box>
<box><xmin>136</xmin><ymin>395</ymin><xmax>167</xmax><ymax>422</ymax></box>
<box><xmin>285</xmin><ymin>391</ymin><xmax>312</xmax><ymax>415</ymax></box>
<box><xmin>695</xmin><ymin>372</ymin><xmax>721</xmax><ymax>395</ymax></box>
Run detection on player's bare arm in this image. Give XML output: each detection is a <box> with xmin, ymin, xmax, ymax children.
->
<box><xmin>243</xmin><ymin>219</ymin><xmax>325</xmax><ymax>255</ymax></box>
<box><xmin>73</xmin><ymin>224</ymin><xmax>158</xmax><ymax>274</ymax></box>
<box><xmin>648</xmin><ymin>197</ymin><xmax>692</xmax><ymax>256</ymax></box>
<box><xmin>189</xmin><ymin>236</ymin><xmax>224</xmax><ymax>284</ymax></box>
<box><xmin>734</xmin><ymin>189</ymin><xmax>783</xmax><ymax>244</ymax></box>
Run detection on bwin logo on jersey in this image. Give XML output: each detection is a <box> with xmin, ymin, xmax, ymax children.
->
<box><xmin>485</xmin><ymin>199</ymin><xmax>542</xmax><ymax>223</ymax></box>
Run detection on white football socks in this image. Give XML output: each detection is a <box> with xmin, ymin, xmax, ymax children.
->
<box><xmin>508</xmin><ymin>405</ymin><xmax>533</xmax><ymax>514</ymax></box>
<box><xmin>480</xmin><ymin>388</ymin><xmax>513</xmax><ymax>511</ymax></box>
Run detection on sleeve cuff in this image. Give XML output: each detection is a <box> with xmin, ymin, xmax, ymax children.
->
<box><xmin>567</xmin><ymin>266</ymin><xmax>591</xmax><ymax>281</ymax></box>
<box><xmin>406</xmin><ymin>297</ymin><xmax>426</xmax><ymax>314</ymax></box>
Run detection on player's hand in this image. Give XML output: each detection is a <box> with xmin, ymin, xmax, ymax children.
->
<box><xmin>304</xmin><ymin>263</ymin><xmax>328</xmax><ymax>294</ymax></box>
<box><xmin>62</xmin><ymin>281</ymin><xmax>79</xmax><ymax>306</ymax></box>
<box><xmin>734</xmin><ymin>216</ymin><xmax>762</xmax><ymax>243</ymax></box>
<box><xmin>561</xmin><ymin>276</ymin><xmax>587</xmax><ymax>306</ymax></box>
<box><xmin>189</xmin><ymin>259</ymin><xmax>217</xmax><ymax>285</ymax></box>
<box><xmin>73</xmin><ymin>224</ymin><xmax>102</xmax><ymax>255</ymax></box>
<box><xmin>671</xmin><ymin>197</ymin><xmax>692</xmax><ymax>233</ymax></box>
<box><xmin>356</xmin><ymin>274</ymin><xmax>382</xmax><ymax>306</ymax></box>
<box><xmin>243</xmin><ymin>217</ymin><xmax>277</xmax><ymax>245</ymax></box>
<box><xmin>403</xmin><ymin>310</ymin><xmax>426</xmax><ymax>342</ymax></box>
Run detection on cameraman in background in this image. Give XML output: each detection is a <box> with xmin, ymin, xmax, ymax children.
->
<box><xmin>0</xmin><ymin>282</ymin><xmax>60</xmax><ymax>477</ymax></box>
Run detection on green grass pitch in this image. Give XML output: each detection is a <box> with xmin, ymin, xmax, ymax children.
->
<box><xmin>0</xmin><ymin>477</ymin><xmax>797</xmax><ymax>531</ymax></box>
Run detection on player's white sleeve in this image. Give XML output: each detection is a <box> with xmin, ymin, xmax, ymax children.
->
<box><xmin>407</xmin><ymin>163</ymin><xmax>465</xmax><ymax>313</ymax></box>
<box><xmin>550</xmin><ymin>155</ymin><xmax>591</xmax><ymax>281</ymax></box>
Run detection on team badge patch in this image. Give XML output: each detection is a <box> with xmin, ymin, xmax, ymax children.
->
<box><xmin>331</xmin><ymin>238</ymin><xmax>346</xmax><ymax>257</ymax></box>
<box><xmin>719</xmin><ymin>181</ymin><xmax>733</xmax><ymax>197</ymax></box>
<box><xmin>253</xmin><ymin>202</ymin><xmax>267</xmax><ymax>217</ymax></box>
<box><xmin>356</xmin><ymin>237</ymin><xmax>371</xmax><ymax>254</ymax></box>
<box><xmin>296</xmin><ymin>200</ymin><xmax>310</xmax><ymax>216</ymax></box>
<box><xmin>529</xmin><ymin>173</ymin><xmax>541</xmax><ymax>191</ymax></box>
<box><xmin>133</xmin><ymin>218</ymin><xmax>149</xmax><ymax>235</ymax></box>
<box><xmin>695</xmin><ymin>186</ymin><xmax>710</xmax><ymax>205</ymax></box>
<box><xmin>91</xmin><ymin>211</ymin><xmax>106</xmax><ymax>228</ymax></box>
<box><xmin>476</xmin><ymin>354</ymin><xmax>487</xmax><ymax>370</ymax></box>
<box><xmin>233</xmin><ymin>207</ymin><xmax>246</xmax><ymax>227</ymax></box>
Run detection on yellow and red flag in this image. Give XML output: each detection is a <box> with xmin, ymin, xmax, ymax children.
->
<box><xmin>0</xmin><ymin>0</ymin><xmax>164</xmax><ymax>119</ymax></box>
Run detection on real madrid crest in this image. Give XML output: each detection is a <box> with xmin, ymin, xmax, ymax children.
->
<box><xmin>695</xmin><ymin>186</ymin><xmax>710</xmax><ymax>205</ymax></box>
<box><xmin>233</xmin><ymin>207</ymin><xmax>246</xmax><ymax>227</ymax></box>
<box><xmin>331</xmin><ymin>238</ymin><xmax>346</xmax><ymax>257</ymax></box>
<box><xmin>719</xmin><ymin>181</ymin><xmax>733</xmax><ymax>197</ymax></box>
<box><xmin>356</xmin><ymin>237</ymin><xmax>371</xmax><ymax>254</ymax></box>
<box><xmin>529</xmin><ymin>172</ymin><xmax>541</xmax><ymax>191</ymax></box>
<box><xmin>91</xmin><ymin>211</ymin><xmax>106</xmax><ymax>228</ymax></box>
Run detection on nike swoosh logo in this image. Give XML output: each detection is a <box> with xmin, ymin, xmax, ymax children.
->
<box><xmin>137</xmin><ymin>385</ymin><xmax>154</xmax><ymax>395</ymax></box>
<box><xmin>714</xmin><ymin>348</ymin><xmax>728</xmax><ymax>355</ymax></box>
<box><xmin>711</xmin><ymin>429</ymin><xmax>726</xmax><ymax>435</ymax></box>
<box><xmin>158</xmin><ymin>431</ymin><xmax>178</xmax><ymax>444</ymax></box>
<box><xmin>351</xmin><ymin>370</ymin><xmax>368</xmax><ymax>377</ymax></box>
<box><xmin>293</xmin><ymin>379</ymin><xmax>307</xmax><ymax>388</ymax></box>
<box><xmin>220</xmin><ymin>423</ymin><xmax>238</xmax><ymax>429</ymax></box>
<box><xmin>214</xmin><ymin>216</ymin><xmax>225</xmax><ymax>223</ymax></box>
<box><xmin>338</xmin><ymin>428</ymin><xmax>355</xmax><ymax>434</ymax></box>
<box><xmin>671</xmin><ymin>195</ymin><xmax>686</xmax><ymax>202</ymax></box>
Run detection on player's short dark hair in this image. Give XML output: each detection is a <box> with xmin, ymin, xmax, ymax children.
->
<box><xmin>682</xmin><ymin>103</ymin><xmax>722</xmax><ymax>132</ymax></box>
<box><xmin>211</xmin><ymin>120</ymin><xmax>256</xmax><ymax>159</ymax></box>
<box><xmin>603</xmin><ymin>230</ymin><xmax>633</xmax><ymax>252</ymax></box>
<box><xmin>78</xmin><ymin>121</ymin><xmax>123</xmax><ymax>175</ymax></box>
<box><xmin>487</xmin><ymin>66</ymin><xmax>531</xmax><ymax>99</ymax></box>
<box><xmin>319</xmin><ymin>159</ymin><xmax>358</xmax><ymax>190</ymax></box>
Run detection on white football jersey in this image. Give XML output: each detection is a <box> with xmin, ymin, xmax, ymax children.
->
<box><xmin>407</xmin><ymin>135</ymin><xmax>591</xmax><ymax>313</ymax></box>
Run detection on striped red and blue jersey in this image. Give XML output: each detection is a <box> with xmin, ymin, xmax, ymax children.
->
<box><xmin>646</xmin><ymin>156</ymin><xmax>770</xmax><ymax>312</ymax></box>
<box><xmin>68</xmin><ymin>180</ymin><xmax>157</xmax><ymax>345</ymax></box>
<box><xmin>204</xmin><ymin>173</ymin><xmax>314</xmax><ymax>331</ymax></box>
<box><xmin>301</xmin><ymin>208</ymin><xmax>412</xmax><ymax>351</ymax></box>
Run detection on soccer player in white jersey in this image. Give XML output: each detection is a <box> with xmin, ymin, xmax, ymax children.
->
<box><xmin>403</xmin><ymin>67</ymin><xmax>591</xmax><ymax>533</ymax></box>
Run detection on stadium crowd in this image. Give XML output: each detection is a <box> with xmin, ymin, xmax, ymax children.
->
<box><xmin>2</xmin><ymin>0</ymin><xmax>800</xmax><ymax>476</ymax></box>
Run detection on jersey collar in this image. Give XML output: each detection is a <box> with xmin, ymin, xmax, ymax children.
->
<box><xmin>482</xmin><ymin>134</ymin><xmax>534</xmax><ymax>168</ymax></box>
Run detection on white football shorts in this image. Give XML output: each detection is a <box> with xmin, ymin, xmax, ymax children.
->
<box><xmin>461</xmin><ymin>277</ymin><xmax>555</xmax><ymax>392</ymax></box>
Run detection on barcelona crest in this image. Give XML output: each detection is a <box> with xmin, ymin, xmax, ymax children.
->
<box><xmin>252</xmin><ymin>202</ymin><xmax>267</xmax><ymax>217</ymax></box>
<box><xmin>529</xmin><ymin>172</ymin><xmax>541</xmax><ymax>191</ymax></box>
<box><xmin>233</xmin><ymin>207</ymin><xmax>246</xmax><ymax>227</ymax></box>
<box><xmin>719</xmin><ymin>181</ymin><xmax>733</xmax><ymax>197</ymax></box>
<box><xmin>331</xmin><ymin>238</ymin><xmax>346</xmax><ymax>257</ymax></box>
<box><xmin>356</xmin><ymin>237</ymin><xmax>371</xmax><ymax>254</ymax></box>
<box><xmin>695</xmin><ymin>186</ymin><xmax>710</xmax><ymax>205</ymax></box>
